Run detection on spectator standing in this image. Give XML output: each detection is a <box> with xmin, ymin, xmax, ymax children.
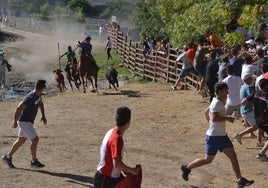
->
<box><xmin>205</xmin><ymin>51</ymin><xmax>219</xmax><ymax>102</ymax></box>
<box><xmin>234</xmin><ymin>74</ymin><xmax>261</xmax><ymax>145</ymax></box>
<box><xmin>2</xmin><ymin>80</ymin><xmax>47</xmax><ymax>168</ymax></box>
<box><xmin>230</xmin><ymin>47</ymin><xmax>244</xmax><ymax>77</ymax></box>
<box><xmin>181</xmin><ymin>82</ymin><xmax>254</xmax><ymax>188</ymax></box>
<box><xmin>218</xmin><ymin>54</ymin><xmax>229</xmax><ymax>82</ymax></box>
<box><xmin>253</xmin><ymin>78</ymin><xmax>268</xmax><ymax>160</ymax></box>
<box><xmin>241</xmin><ymin>54</ymin><xmax>257</xmax><ymax>80</ymax></box>
<box><xmin>105</xmin><ymin>37</ymin><xmax>112</xmax><ymax>60</ymax></box>
<box><xmin>255</xmin><ymin>48</ymin><xmax>267</xmax><ymax>76</ymax></box>
<box><xmin>223</xmin><ymin>64</ymin><xmax>244</xmax><ymax>116</ymax></box>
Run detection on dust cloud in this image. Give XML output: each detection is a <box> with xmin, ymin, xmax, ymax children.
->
<box><xmin>2</xmin><ymin>25</ymin><xmax>102</xmax><ymax>88</ymax></box>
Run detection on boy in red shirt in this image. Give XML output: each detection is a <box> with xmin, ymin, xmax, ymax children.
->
<box><xmin>94</xmin><ymin>106</ymin><xmax>141</xmax><ymax>188</ymax></box>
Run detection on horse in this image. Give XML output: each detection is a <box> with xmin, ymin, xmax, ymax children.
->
<box><xmin>64</xmin><ymin>57</ymin><xmax>81</xmax><ymax>90</ymax></box>
<box><xmin>77</xmin><ymin>53</ymin><xmax>99</xmax><ymax>93</ymax></box>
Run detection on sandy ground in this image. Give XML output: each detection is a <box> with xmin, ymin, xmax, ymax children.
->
<box><xmin>0</xmin><ymin>28</ymin><xmax>267</xmax><ymax>188</ymax></box>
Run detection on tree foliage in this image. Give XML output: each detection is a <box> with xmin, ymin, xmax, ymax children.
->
<box><xmin>134</xmin><ymin>0</ymin><xmax>268</xmax><ymax>46</ymax></box>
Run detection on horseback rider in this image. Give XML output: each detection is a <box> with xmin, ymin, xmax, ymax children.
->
<box><xmin>77</xmin><ymin>36</ymin><xmax>99</xmax><ymax>71</ymax></box>
<box><xmin>61</xmin><ymin>46</ymin><xmax>78</xmax><ymax>75</ymax></box>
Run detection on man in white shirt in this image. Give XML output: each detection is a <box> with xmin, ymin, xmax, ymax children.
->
<box><xmin>223</xmin><ymin>64</ymin><xmax>243</xmax><ymax>116</ymax></box>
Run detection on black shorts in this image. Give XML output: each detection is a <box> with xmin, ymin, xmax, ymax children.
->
<box><xmin>259</xmin><ymin>125</ymin><xmax>268</xmax><ymax>134</ymax></box>
<box><xmin>93</xmin><ymin>171</ymin><xmax>124</xmax><ymax>188</ymax></box>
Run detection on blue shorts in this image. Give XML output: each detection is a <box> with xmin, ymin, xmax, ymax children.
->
<box><xmin>179</xmin><ymin>68</ymin><xmax>198</xmax><ymax>78</ymax></box>
<box><xmin>194</xmin><ymin>64</ymin><xmax>206</xmax><ymax>77</ymax></box>
<box><xmin>205</xmin><ymin>135</ymin><xmax>233</xmax><ymax>156</ymax></box>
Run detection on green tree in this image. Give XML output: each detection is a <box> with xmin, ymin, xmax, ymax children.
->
<box><xmin>134</xmin><ymin>0</ymin><xmax>268</xmax><ymax>46</ymax></box>
<box><xmin>66</xmin><ymin>0</ymin><xmax>93</xmax><ymax>17</ymax></box>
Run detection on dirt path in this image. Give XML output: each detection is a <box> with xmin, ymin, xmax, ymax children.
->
<box><xmin>0</xmin><ymin>28</ymin><xmax>267</xmax><ymax>188</ymax></box>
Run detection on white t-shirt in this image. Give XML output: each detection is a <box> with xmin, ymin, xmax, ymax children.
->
<box><xmin>223</xmin><ymin>75</ymin><xmax>243</xmax><ymax>105</ymax></box>
<box><xmin>206</xmin><ymin>97</ymin><xmax>227</xmax><ymax>136</ymax></box>
<box><xmin>255</xmin><ymin>74</ymin><xmax>264</xmax><ymax>90</ymax></box>
<box><xmin>241</xmin><ymin>64</ymin><xmax>257</xmax><ymax>79</ymax></box>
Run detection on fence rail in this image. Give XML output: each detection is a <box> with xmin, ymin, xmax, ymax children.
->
<box><xmin>107</xmin><ymin>28</ymin><xmax>199</xmax><ymax>90</ymax></box>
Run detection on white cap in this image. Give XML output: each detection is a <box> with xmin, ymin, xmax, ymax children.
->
<box><xmin>242</xmin><ymin>73</ymin><xmax>252</xmax><ymax>81</ymax></box>
<box><xmin>245</xmin><ymin>39</ymin><xmax>254</xmax><ymax>45</ymax></box>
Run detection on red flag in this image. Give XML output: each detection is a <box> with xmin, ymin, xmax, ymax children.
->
<box><xmin>114</xmin><ymin>165</ymin><xmax>142</xmax><ymax>188</ymax></box>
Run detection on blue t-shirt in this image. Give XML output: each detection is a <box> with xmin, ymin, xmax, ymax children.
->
<box><xmin>230</xmin><ymin>57</ymin><xmax>244</xmax><ymax>77</ymax></box>
<box><xmin>240</xmin><ymin>83</ymin><xmax>253</xmax><ymax>114</ymax></box>
<box><xmin>19</xmin><ymin>91</ymin><xmax>41</xmax><ymax>123</ymax></box>
<box><xmin>81</xmin><ymin>41</ymin><xmax>92</xmax><ymax>54</ymax></box>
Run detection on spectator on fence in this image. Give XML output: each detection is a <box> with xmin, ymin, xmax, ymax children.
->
<box><xmin>205</xmin><ymin>51</ymin><xmax>219</xmax><ymax>102</ymax></box>
<box><xmin>194</xmin><ymin>39</ymin><xmax>210</xmax><ymax>97</ymax></box>
<box><xmin>218</xmin><ymin>54</ymin><xmax>229</xmax><ymax>82</ymax></box>
<box><xmin>223</xmin><ymin>64</ymin><xmax>244</xmax><ymax>116</ymax></box>
<box><xmin>156</xmin><ymin>39</ymin><xmax>168</xmax><ymax>57</ymax></box>
<box><xmin>230</xmin><ymin>46</ymin><xmax>244</xmax><ymax>77</ymax></box>
<box><xmin>148</xmin><ymin>37</ymin><xmax>157</xmax><ymax>55</ymax></box>
<box><xmin>171</xmin><ymin>45</ymin><xmax>197</xmax><ymax>90</ymax></box>
<box><xmin>105</xmin><ymin>37</ymin><xmax>112</xmax><ymax>60</ymax></box>
<box><xmin>142</xmin><ymin>37</ymin><xmax>150</xmax><ymax>60</ymax></box>
<box><xmin>186</xmin><ymin>42</ymin><xmax>197</xmax><ymax>65</ymax></box>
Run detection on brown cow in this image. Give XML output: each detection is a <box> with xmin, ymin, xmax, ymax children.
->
<box><xmin>53</xmin><ymin>69</ymin><xmax>67</xmax><ymax>92</ymax></box>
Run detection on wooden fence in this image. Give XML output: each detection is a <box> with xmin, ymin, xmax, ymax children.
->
<box><xmin>106</xmin><ymin>28</ymin><xmax>199</xmax><ymax>90</ymax></box>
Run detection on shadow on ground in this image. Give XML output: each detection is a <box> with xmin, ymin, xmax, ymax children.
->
<box><xmin>18</xmin><ymin>168</ymin><xmax>94</xmax><ymax>187</ymax></box>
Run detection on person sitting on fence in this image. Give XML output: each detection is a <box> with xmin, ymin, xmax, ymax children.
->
<box><xmin>171</xmin><ymin>45</ymin><xmax>197</xmax><ymax>90</ymax></box>
<box><xmin>156</xmin><ymin>39</ymin><xmax>168</xmax><ymax>57</ymax></box>
<box><xmin>142</xmin><ymin>37</ymin><xmax>150</xmax><ymax>60</ymax></box>
<box><xmin>193</xmin><ymin>38</ymin><xmax>211</xmax><ymax>97</ymax></box>
<box><xmin>148</xmin><ymin>36</ymin><xmax>157</xmax><ymax>55</ymax></box>
<box><xmin>77</xmin><ymin>36</ymin><xmax>99</xmax><ymax>70</ymax></box>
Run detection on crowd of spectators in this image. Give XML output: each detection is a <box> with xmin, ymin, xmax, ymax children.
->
<box><xmin>172</xmin><ymin>24</ymin><xmax>268</xmax><ymax>161</ymax></box>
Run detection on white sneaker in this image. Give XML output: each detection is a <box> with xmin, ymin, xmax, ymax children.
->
<box><xmin>234</xmin><ymin>133</ymin><xmax>242</xmax><ymax>145</ymax></box>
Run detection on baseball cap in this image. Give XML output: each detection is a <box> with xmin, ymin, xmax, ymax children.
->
<box><xmin>242</xmin><ymin>73</ymin><xmax>252</xmax><ymax>81</ymax></box>
<box><xmin>245</xmin><ymin>39</ymin><xmax>254</xmax><ymax>45</ymax></box>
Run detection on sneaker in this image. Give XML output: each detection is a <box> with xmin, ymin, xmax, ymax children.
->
<box><xmin>31</xmin><ymin>159</ymin><xmax>45</xmax><ymax>168</ymax></box>
<box><xmin>237</xmin><ymin>177</ymin><xmax>254</xmax><ymax>188</ymax></box>
<box><xmin>181</xmin><ymin>164</ymin><xmax>191</xmax><ymax>181</ymax></box>
<box><xmin>171</xmin><ymin>85</ymin><xmax>177</xmax><ymax>90</ymax></box>
<box><xmin>234</xmin><ymin>133</ymin><xmax>242</xmax><ymax>145</ymax></box>
<box><xmin>256</xmin><ymin>153</ymin><xmax>268</xmax><ymax>160</ymax></box>
<box><xmin>2</xmin><ymin>155</ymin><xmax>15</xmax><ymax>168</ymax></box>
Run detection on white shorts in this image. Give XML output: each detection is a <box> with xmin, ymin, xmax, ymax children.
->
<box><xmin>18</xmin><ymin>121</ymin><xmax>38</xmax><ymax>140</ymax></box>
<box><xmin>242</xmin><ymin>111</ymin><xmax>256</xmax><ymax>127</ymax></box>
